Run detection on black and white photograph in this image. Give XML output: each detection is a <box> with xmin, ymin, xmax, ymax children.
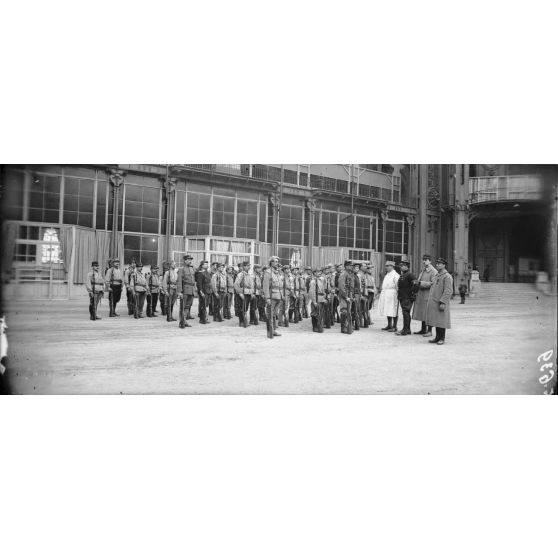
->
<box><xmin>2</xmin><ymin>2</ymin><xmax>557</xmax><ymax>558</ymax></box>
<box><xmin>1</xmin><ymin>163</ymin><xmax>557</xmax><ymax>395</ymax></box>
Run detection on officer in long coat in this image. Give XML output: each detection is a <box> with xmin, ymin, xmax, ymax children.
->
<box><xmin>425</xmin><ymin>257</ymin><xmax>453</xmax><ymax>345</ymax></box>
<box><xmin>262</xmin><ymin>256</ymin><xmax>284</xmax><ymax>339</ymax></box>
<box><xmin>195</xmin><ymin>261</ymin><xmax>212</xmax><ymax>324</ymax></box>
<box><xmin>86</xmin><ymin>261</ymin><xmax>105</xmax><ymax>320</ymax></box>
<box><xmin>162</xmin><ymin>261</ymin><xmax>178</xmax><ymax>322</ymax></box>
<box><xmin>130</xmin><ymin>262</ymin><xmax>148</xmax><ymax>319</ymax></box>
<box><xmin>338</xmin><ymin>260</ymin><xmax>355</xmax><ymax>334</ymax></box>
<box><xmin>224</xmin><ymin>266</ymin><xmax>235</xmax><ymax>319</ymax></box>
<box><xmin>378</xmin><ymin>261</ymin><xmax>400</xmax><ymax>332</ymax></box>
<box><xmin>177</xmin><ymin>255</ymin><xmax>196</xmax><ymax>328</ymax></box>
<box><xmin>210</xmin><ymin>262</ymin><xmax>227</xmax><ymax>323</ymax></box>
<box><xmin>234</xmin><ymin>261</ymin><xmax>254</xmax><ymax>328</ymax></box>
<box><xmin>412</xmin><ymin>254</ymin><xmax>438</xmax><ymax>337</ymax></box>
<box><xmin>146</xmin><ymin>265</ymin><xmax>161</xmax><ymax>317</ymax></box>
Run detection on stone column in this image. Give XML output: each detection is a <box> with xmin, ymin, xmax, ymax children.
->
<box><xmin>380</xmin><ymin>209</ymin><xmax>389</xmax><ymax>265</ymax></box>
<box><xmin>108</xmin><ymin>170</ymin><xmax>124</xmax><ymax>262</ymax></box>
<box><xmin>269</xmin><ymin>192</ymin><xmax>280</xmax><ymax>256</ymax></box>
<box><xmin>406</xmin><ymin>215</ymin><xmax>415</xmax><ymax>265</ymax></box>
<box><xmin>453</xmin><ymin>164</ymin><xmax>470</xmax><ymax>286</ymax></box>
<box><xmin>165</xmin><ymin>178</ymin><xmax>177</xmax><ymax>262</ymax></box>
<box><xmin>306</xmin><ymin>198</ymin><xmax>317</xmax><ymax>268</ymax></box>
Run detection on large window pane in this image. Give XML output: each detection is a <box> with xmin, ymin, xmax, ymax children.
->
<box><xmin>278</xmin><ymin>205</ymin><xmax>303</xmax><ymax>246</ymax></box>
<box><xmin>2</xmin><ymin>169</ymin><xmax>24</xmax><ymax>220</ymax></box>
<box><xmin>321</xmin><ymin>210</ymin><xmax>337</xmax><ymax>247</ymax></box>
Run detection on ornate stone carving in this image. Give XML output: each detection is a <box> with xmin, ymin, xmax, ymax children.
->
<box><xmin>380</xmin><ymin>209</ymin><xmax>389</xmax><ymax>221</ymax></box>
<box><xmin>427</xmin><ymin>187</ymin><xmax>440</xmax><ymax>210</ymax></box>
<box><xmin>306</xmin><ymin>198</ymin><xmax>317</xmax><ymax>213</ymax></box>
<box><xmin>109</xmin><ymin>170</ymin><xmax>124</xmax><ymax>189</ymax></box>
<box><xmin>165</xmin><ymin>178</ymin><xmax>177</xmax><ymax>194</ymax></box>
<box><xmin>269</xmin><ymin>192</ymin><xmax>281</xmax><ymax>208</ymax></box>
<box><xmin>405</xmin><ymin>215</ymin><xmax>415</xmax><ymax>227</ymax></box>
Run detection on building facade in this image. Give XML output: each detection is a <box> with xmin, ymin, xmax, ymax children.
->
<box><xmin>1</xmin><ymin>163</ymin><xmax>556</xmax><ymax>299</ymax></box>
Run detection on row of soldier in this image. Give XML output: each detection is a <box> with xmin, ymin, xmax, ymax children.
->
<box><xmin>86</xmin><ymin>253</ymin><xmax>452</xmax><ymax>343</ymax></box>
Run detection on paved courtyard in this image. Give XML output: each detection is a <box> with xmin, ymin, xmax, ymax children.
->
<box><xmin>3</xmin><ymin>290</ymin><xmax>556</xmax><ymax>394</ymax></box>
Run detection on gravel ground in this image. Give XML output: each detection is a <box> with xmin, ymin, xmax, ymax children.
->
<box><xmin>3</xmin><ymin>293</ymin><xmax>556</xmax><ymax>394</ymax></box>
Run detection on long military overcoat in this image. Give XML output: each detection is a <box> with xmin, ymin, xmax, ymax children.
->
<box><xmin>425</xmin><ymin>269</ymin><xmax>453</xmax><ymax>328</ymax></box>
<box><xmin>412</xmin><ymin>264</ymin><xmax>437</xmax><ymax>322</ymax></box>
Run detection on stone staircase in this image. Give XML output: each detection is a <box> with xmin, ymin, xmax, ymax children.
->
<box><xmin>468</xmin><ymin>282</ymin><xmax>543</xmax><ymax>304</ymax></box>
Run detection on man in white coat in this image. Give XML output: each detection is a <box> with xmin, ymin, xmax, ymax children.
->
<box><xmin>378</xmin><ymin>261</ymin><xmax>400</xmax><ymax>332</ymax></box>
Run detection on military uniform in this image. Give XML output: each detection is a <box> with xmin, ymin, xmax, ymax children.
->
<box><xmin>458</xmin><ymin>282</ymin><xmax>467</xmax><ymax>304</ymax></box>
<box><xmin>395</xmin><ymin>261</ymin><xmax>416</xmax><ymax>336</ymax></box>
<box><xmin>210</xmin><ymin>265</ymin><xmax>227</xmax><ymax>323</ymax></box>
<box><xmin>163</xmin><ymin>265</ymin><xmax>178</xmax><ymax>321</ymax></box>
<box><xmin>124</xmin><ymin>262</ymin><xmax>136</xmax><ymax>316</ymax></box>
<box><xmin>262</xmin><ymin>258</ymin><xmax>284</xmax><ymax>339</ymax></box>
<box><xmin>105</xmin><ymin>262</ymin><xmax>123</xmax><ymax>317</ymax></box>
<box><xmin>412</xmin><ymin>255</ymin><xmax>438</xmax><ymax>336</ymax></box>
<box><xmin>309</xmin><ymin>271</ymin><xmax>326</xmax><ymax>333</ymax></box>
<box><xmin>177</xmin><ymin>256</ymin><xmax>196</xmax><ymax>328</ymax></box>
<box><xmin>234</xmin><ymin>263</ymin><xmax>254</xmax><ymax>327</ymax></box>
<box><xmin>130</xmin><ymin>264</ymin><xmax>148</xmax><ymax>318</ymax></box>
<box><xmin>224</xmin><ymin>268</ymin><xmax>235</xmax><ymax>319</ymax></box>
<box><xmin>86</xmin><ymin>262</ymin><xmax>104</xmax><ymax>320</ymax></box>
<box><xmin>426</xmin><ymin>258</ymin><xmax>453</xmax><ymax>345</ymax></box>
<box><xmin>254</xmin><ymin>267</ymin><xmax>267</xmax><ymax>323</ymax></box>
<box><xmin>363</xmin><ymin>267</ymin><xmax>376</xmax><ymax>327</ymax></box>
<box><xmin>338</xmin><ymin>261</ymin><xmax>355</xmax><ymax>334</ymax></box>
<box><xmin>302</xmin><ymin>267</ymin><xmax>312</xmax><ymax>318</ymax></box>
<box><xmin>195</xmin><ymin>264</ymin><xmax>213</xmax><ymax>324</ymax></box>
<box><xmin>146</xmin><ymin>265</ymin><xmax>161</xmax><ymax>317</ymax></box>
<box><xmin>159</xmin><ymin>263</ymin><xmax>169</xmax><ymax>315</ymax></box>
<box><xmin>352</xmin><ymin>265</ymin><xmax>362</xmax><ymax>331</ymax></box>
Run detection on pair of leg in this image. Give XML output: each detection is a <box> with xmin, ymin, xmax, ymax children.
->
<box><xmin>428</xmin><ymin>327</ymin><xmax>446</xmax><ymax>344</ymax></box>
<box><xmin>108</xmin><ymin>285</ymin><xmax>122</xmax><ymax>316</ymax></box>
<box><xmin>126</xmin><ymin>288</ymin><xmax>135</xmax><ymax>315</ymax></box>
<box><xmin>249</xmin><ymin>295</ymin><xmax>259</xmax><ymax>325</ymax></box>
<box><xmin>167</xmin><ymin>290</ymin><xmax>178</xmax><ymax>321</ymax></box>
<box><xmin>134</xmin><ymin>291</ymin><xmax>146</xmax><ymax>318</ymax></box>
<box><xmin>395</xmin><ymin>299</ymin><xmax>412</xmax><ymax>335</ymax></box>
<box><xmin>212</xmin><ymin>293</ymin><xmax>223</xmax><ymax>322</ymax></box>
<box><xmin>266</xmin><ymin>299</ymin><xmax>282</xmax><ymax>339</ymax></box>
<box><xmin>199</xmin><ymin>294</ymin><xmax>209</xmax><ymax>324</ymax></box>
<box><xmin>382</xmin><ymin>315</ymin><xmax>399</xmax><ymax>331</ymax></box>
<box><xmin>88</xmin><ymin>292</ymin><xmax>103</xmax><ymax>320</ymax></box>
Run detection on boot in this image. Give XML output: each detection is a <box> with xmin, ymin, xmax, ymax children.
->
<box><xmin>388</xmin><ymin>317</ymin><xmax>398</xmax><ymax>332</ymax></box>
<box><xmin>382</xmin><ymin>317</ymin><xmax>392</xmax><ymax>331</ymax></box>
<box><xmin>312</xmin><ymin>317</ymin><xmax>318</xmax><ymax>332</ymax></box>
<box><xmin>341</xmin><ymin>313</ymin><xmax>349</xmax><ymax>334</ymax></box>
<box><xmin>423</xmin><ymin>326</ymin><xmax>433</xmax><ymax>337</ymax></box>
<box><xmin>414</xmin><ymin>321</ymin><xmax>427</xmax><ymax>334</ymax></box>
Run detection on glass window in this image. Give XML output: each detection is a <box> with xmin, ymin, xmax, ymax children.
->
<box><xmin>237</xmin><ymin>189</ymin><xmax>259</xmax><ymax>200</ymax></box>
<box><xmin>212</xmin><ymin>195</ymin><xmax>235</xmax><ymax>237</ymax></box>
<box><xmin>278</xmin><ymin>205</ymin><xmax>303</xmax><ymax>246</ymax></box>
<box><xmin>175</xmin><ymin>190</ymin><xmax>185</xmax><ymax>236</ymax></box>
<box><xmin>107</xmin><ymin>183</ymin><xmax>124</xmax><ymax>232</ymax></box>
<box><xmin>338</xmin><ymin>213</ymin><xmax>354</xmax><ymax>247</ymax></box>
<box><xmin>124</xmin><ymin>185</ymin><xmax>161</xmax><ymax>234</ymax></box>
<box><xmin>355</xmin><ymin>215</ymin><xmax>371</xmax><ymax>249</ymax></box>
<box><xmin>41</xmin><ymin>227</ymin><xmax>63</xmax><ymax>264</ymax></box>
<box><xmin>186</xmin><ymin>192</ymin><xmax>211</xmax><ymax>236</ymax></box>
<box><xmin>321</xmin><ymin>210</ymin><xmax>337</xmax><ymax>247</ymax></box>
<box><xmin>96</xmin><ymin>180</ymin><xmax>108</xmax><ymax>230</ymax></box>
<box><xmin>259</xmin><ymin>201</ymin><xmax>267</xmax><ymax>242</ymax></box>
<box><xmin>2</xmin><ymin>169</ymin><xmax>24</xmax><ymax>220</ymax></box>
<box><xmin>236</xmin><ymin>199</ymin><xmax>258</xmax><ymax>239</ymax></box>
<box><xmin>123</xmin><ymin>234</ymin><xmax>158</xmax><ymax>267</ymax></box>
<box><xmin>63</xmin><ymin>177</ymin><xmax>94</xmax><ymax>227</ymax></box>
<box><xmin>385</xmin><ymin>220</ymin><xmax>405</xmax><ymax>255</ymax></box>
<box><xmin>28</xmin><ymin>173</ymin><xmax>61</xmax><ymax>223</ymax></box>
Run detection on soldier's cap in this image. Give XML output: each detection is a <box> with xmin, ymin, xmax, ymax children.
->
<box><xmin>200</xmin><ymin>260</ymin><xmax>208</xmax><ymax>265</ymax></box>
<box><xmin>253</xmin><ymin>264</ymin><xmax>262</xmax><ymax>269</ymax></box>
<box><xmin>217</xmin><ymin>262</ymin><xmax>225</xmax><ymax>268</ymax></box>
<box><xmin>242</xmin><ymin>261</ymin><xmax>250</xmax><ymax>266</ymax></box>
<box><xmin>304</xmin><ymin>266</ymin><xmax>311</xmax><ymax>270</ymax></box>
<box><xmin>399</xmin><ymin>260</ymin><xmax>410</xmax><ymax>267</ymax></box>
<box><xmin>353</xmin><ymin>262</ymin><xmax>361</xmax><ymax>268</ymax></box>
<box><xmin>436</xmin><ymin>257</ymin><xmax>448</xmax><ymax>265</ymax></box>
<box><xmin>152</xmin><ymin>265</ymin><xmax>159</xmax><ymax>270</ymax></box>
<box><xmin>183</xmin><ymin>255</ymin><xmax>193</xmax><ymax>261</ymax></box>
<box><xmin>282</xmin><ymin>265</ymin><xmax>290</xmax><ymax>270</ymax></box>
<box><xmin>326</xmin><ymin>262</ymin><xmax>334</xmax><ymax>268</ymax></box>
<box><xmin>269</xmin><ymin>256</ymin><xmax>279</xmax><ymax>263</ymax></box>
<box><xmin>137</xmin><ymin>262</ymin><xmax>143</xmax><ymax>267</ymax></box>
<box><xmin>91</xmin><ymin>261</ymin><xmax>99</xmax><ymax>266</ymax></box>
<box><xmin>344</xmin><ymin>260</ymin><xmax>353</xmax><ymax>267</ymax></box>
<box><xmin>385</xmin><ymin>261</ymin><xmax>395</xmax><ymax>267</ymax></box>
<box><xmin>422</xmin><ymin>254</ymin><xmax>432</xmax><ymax>260</ymax></box>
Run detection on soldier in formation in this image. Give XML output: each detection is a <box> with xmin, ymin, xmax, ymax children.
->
<box><xmin>177</xmin><ymin>255</ymin><xmax>196</xmax><ymax>328</ymax></box>
<box><xmin>105</xmin><ymin>259</ymin><xmax>123</xmax><ymax>317</ymax></box>
<box><xmin>86</xmin><ymin>261</ymin><xmax>105</xmax><ymax>320</ymax></box>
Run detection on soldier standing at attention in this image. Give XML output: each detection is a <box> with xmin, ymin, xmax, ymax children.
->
<box><xmin>158</xmin><ymin>262</ymin><xmax>168</xmax><ymax>316</ymax></box>
<box><xmin>124</xmin><ymin>258</ymin><xmax>136</xmax><ymax>316</ymax></box>
<box><xmin>224</xmin><ymin>265</ymin><xmax>235</xmax><ymax>320</ymax></box>
<box><xmin>395</xmin><ymin>260</ymin><xmax>416</xmax><ymax>336</ymax></box>
<box><xmin>210</xmin><ymin>262</ymin><xmax>227</xmax><ymax>323</ymax></box>
<box><xmin>378</xmin><ymin>261</ymin><xmax>400</xmax><ymax>332</ymax></box>
<box><xmin>302</xmin><ymin>266</ymin><xmax>312</xmax><ymax>318</ymax></box>
<box><xmin>263</xmin><ymin>256</ymin><xmax>284</xmax><ymax>339</ymax></box>
<box><xmin>163</xmin><ymin>260</ymin><xmax>178</xmax><ymax>322</ymax></box>
<box><xmin>208</xmin><ymin>261</ymin><xmax>218</xmax><ymax>317</ymax></box>
<box><xmin>363</xmin><ymin>263</ymin><xmax>376</xmax><ymax>327</ymax></box>
<box><xmin>309</xmin><ymin>268</ymin><xmax>326</xmax><ymax>333</ymax></box>
<box><xmin>234</xmin><ymin>261</ymin><xmax>254</xmax><ymax>328</ymax></box>
<box><xmin>195</xmin><ymin>261</ymin><xmax>212</xmax><ymax>325</ymax></box>
<box><xmin>130</xmin><ymin>262</ymin><xmax>148</xmax><ymax>319</ymax></box>
<box><xmin>352</xmin><ymin>263</ymin><xmax>362</xmax><ymax>331</ymax></box>
<box><xmin>105</xmin><ymin>259</ymin><xmax>123</xmax><ymax>317</ymax></box>
<box><xmin>285</xmin><ymin>266</ymin><xmax>298</xmax><ymax>324</ymax></box>
<box><xmin>253</xmin><ymin>264</ymin><xmax>266</xmax><ymax>324</ymax></box>
<box><xmin>412</xmin><ymin>254</ymin><xmax>438</xmax><ymax>337</ymax></box>
<box><xmin>86</xmin><ymin>261</ymin><xmax>105</xmax><ymax>320</ymax></box>
<box><xmin>425</xmin><ymin>257</ymin><xmax>453</xmax><ymax>345</ymax></box>
<box><xmin>338</xmin><ymin>260</ymin><xmax>355</xmax><ymax>335</ymax></box>
<box><xmin>333</xmin><ymin>263</ymin><xmax>343</xmax><ymax>324</ymax></box>
<box><xmin>177</xmin><ymin>255</ymin><xmax>196</xmax><ymax>328</ymax></box>
<box><xmin>148</xmin><ymin>265</ymin><xmax>161</xmax><ymax>316</ymax></box>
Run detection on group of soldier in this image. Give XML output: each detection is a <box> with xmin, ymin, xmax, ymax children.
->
<box><xmin>86</xmin><ymin>252</ymin><xmax>453</xmax><ymax>344</ymax></box>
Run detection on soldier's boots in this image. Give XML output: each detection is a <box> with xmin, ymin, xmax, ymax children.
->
<box><xmin>382</xmin><ymin>317</ymin><xmax>393</xmax><ymax>331</ymax></box>
<box><xmin>288</xmin><ymin>309</ymin><xmax>294</xmax><ymax>324</ymax></box>
<box><xmin>312</xmin><ymin>317</ymin><xmax>319</xmax><ymax>332</ymax></box>
<box><xmin>340</xmin><ymin>313</ymin><xmax>349</xmax><ymax>334</ymax></box>
<box><xmin>388</xmin><ymin>317</ymin><xmax>398</xmax><ymax>333</ymax></box>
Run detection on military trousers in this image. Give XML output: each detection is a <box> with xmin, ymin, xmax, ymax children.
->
<box><xmin>166</xmin><ymin>289</ymin><xmax>178</xmax><ymax>320</ymax></box>
<box><xmin>108</xmin><ymin>285</ymin><xmax>122</xmax><ymax>316</ymax></box>
<box><xmin>134</xmin><ymin>290</ymin><xmax>146</xmax><ymax>318</ymax></box>
<box><xmin>266</xmin><ymin>298</ymin><xmax>283</xmax><ymax>338</ymax></box>
<box><xmin>399</xmin><ymin>298</ymin><xmax>413</xmax><ymax>332</ymax></box>
<box><xmin>88</xmin><ymin>292</ymin><xmax>103</xmax><ymax>320</ymax></box>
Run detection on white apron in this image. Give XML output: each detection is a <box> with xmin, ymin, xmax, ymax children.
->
<box><xmin>378</xmin><ymin>270</ymin><xmax>400</xmax><ymax>317</ymax></box>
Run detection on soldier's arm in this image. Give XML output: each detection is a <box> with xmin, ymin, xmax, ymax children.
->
<box><xmin>233</xmin><ymin>273</ymin><xmax>243</xmax><ymax>296</ymax></box>
<box><xmin>262</xmin><ymin>272</ymin><xmax>271</xmax><ymax>300</ymax></box>
<box><xmin>439</xmin><ymin>275</ymin><xmax>453</xmax><ymax>306</ymax></box>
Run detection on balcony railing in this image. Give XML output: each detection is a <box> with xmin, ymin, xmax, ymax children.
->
<box><xmin>469</xmin><ymin>175</ymin><xmax>545</xmax><ymax>204</ymax></box>
<box><xmin>182</xmin><ymin>164</ymin><xmax>401</xmax><ymax>203</ymax></box>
